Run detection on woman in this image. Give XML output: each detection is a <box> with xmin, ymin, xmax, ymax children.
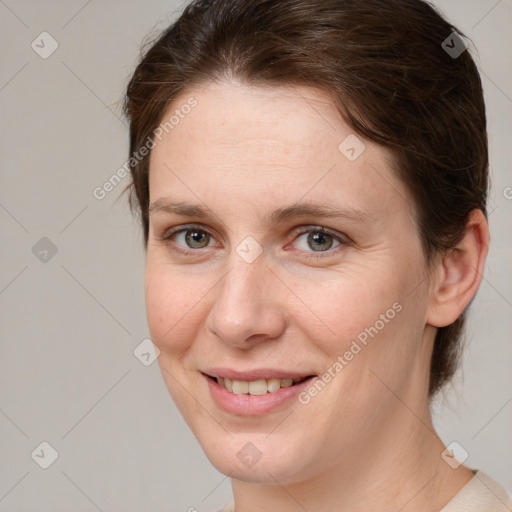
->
<box><xmin>124</xmin><ymin>0</ymin><xmax>511</xmax><ymax>510</ymax></box>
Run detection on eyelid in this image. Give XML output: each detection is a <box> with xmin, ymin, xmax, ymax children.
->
<box><xmin>161</xmin><ymin>222</ymin><xmax>209</xmax><ymax>239</ymax></box>
<box><xmin>292</xmin><ymin>224</ymin><xmax>349</xmax><ymax>242</ymax></box>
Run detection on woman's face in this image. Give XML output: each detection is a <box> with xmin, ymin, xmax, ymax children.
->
<box><xmin>145</xmin><ymin>80</ymin><xmax>437</xmax><ymax>484</ymax></box>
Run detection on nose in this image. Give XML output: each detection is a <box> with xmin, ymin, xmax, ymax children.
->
<box><xmin>204</xmin><ymin>251</ymin><xmax>287</xmax><ymax>349</ymax></box>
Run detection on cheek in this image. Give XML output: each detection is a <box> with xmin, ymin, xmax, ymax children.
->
<box><xmin>144</xmin><ymin>258</ymin><xmax>205</xmax><ymax>355</ymax></box>
<box><xmin>286</xmin><ymin>254</ymin><xmax>427</xmax><ymax>383</ymax></box>
<box><xmin>284</xmin><ymin>263</ymin><xmax>405</xmax><ymax>354</ymax></box>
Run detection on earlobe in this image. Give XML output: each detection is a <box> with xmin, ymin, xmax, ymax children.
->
<box><xmin>426</xmin><ymin>209</ymin><xmax>490</xmax><ymax>328</ymax></box>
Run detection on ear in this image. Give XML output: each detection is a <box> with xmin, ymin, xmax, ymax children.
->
<box><xmin>426</xmin><ymin>209</ymin><xmax>490</xmax><ymax>328</ymax></box>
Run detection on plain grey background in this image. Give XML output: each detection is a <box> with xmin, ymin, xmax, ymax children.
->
<box><xmin>0</xmin><ymin>1</ymin><xmax>511</xmax><ymax>511</ymax></box>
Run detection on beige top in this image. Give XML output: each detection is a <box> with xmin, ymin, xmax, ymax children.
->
<box><xmin>439</xmin><ymin>471</ymin><xmax>512</xmax><ymax>511</ymax></box>
<box><xmin>215</xmin><ymin>471</ymin><xmax>512</xmax><ymax>512</ymax></box>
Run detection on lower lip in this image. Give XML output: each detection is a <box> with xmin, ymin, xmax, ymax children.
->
<box><xmin>204</xmin><ymin>374</ymin><xmax>317</xmax><ymax>416</ymax></box>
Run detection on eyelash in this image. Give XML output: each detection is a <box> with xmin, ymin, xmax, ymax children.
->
<box><xmin>159</xmin><ymin>223</ymin><xmax>349</xmax><ymax>259</ymax></box>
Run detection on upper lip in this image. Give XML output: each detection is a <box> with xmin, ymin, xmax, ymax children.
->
<box><xmin>202</xmin><ymin>367</ymin><xmax>316</xmax><ymax>381</ymax></box>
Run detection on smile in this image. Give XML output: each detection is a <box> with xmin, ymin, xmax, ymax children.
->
<box><xmin>214</xmin><ymin>376</ymin><xmax>310</xmax><ymax>395</ymax></box>
<box><xmin>203</xmin><ymin>370</ymin><xmax>318</xmax><ymax>415</ymax></box>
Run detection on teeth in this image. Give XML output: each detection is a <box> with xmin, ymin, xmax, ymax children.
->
<box><xmin>248</xmin><ymin>379</ymin><xmax>268</xmax><ymax>395</ymax></box>
<box><xmin>232</xmin><ymin>380</ymin><xmax>249</xmax><ymax>394</ymax></box>
<box><xmin>216</xmin><ymin>376</ymin><xmax>306</xmax><ymax>395</ymax></box>
<box><xmin>267</xmin><ymin>378</ymin><xmax>282</xmax><ymax>392</ymax></box>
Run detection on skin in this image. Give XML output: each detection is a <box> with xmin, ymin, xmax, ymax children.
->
<box><xmin>145</xmin><ymin>80</ymin><xmax>489</xmax><ymax>511</ymax></box>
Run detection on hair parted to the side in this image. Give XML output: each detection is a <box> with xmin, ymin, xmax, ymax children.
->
<box><xmin>123</xmin><ymin>0</ymin><xmax>488</xmax><ymax>397</ymax></box>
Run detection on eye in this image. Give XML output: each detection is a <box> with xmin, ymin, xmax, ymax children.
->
<box><xmin>162</xmin><ymin>224</ymin><xmax>217</xmax><ymax>250</ymax></box>
<box><xmin>292</xmin><ymin>227</ymin><xmax>345</xmax><ymax>254</ymax></box>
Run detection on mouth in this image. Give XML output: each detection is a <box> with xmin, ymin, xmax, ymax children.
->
<box><xmin>202</xmin><ymin>369</ymin><xmax>318</xmax><ymax>415</ymax></box>
<box><xmin>202</xmin><ymin>372</ymin><xmax>316</xmax><ymax>396</ymax></box>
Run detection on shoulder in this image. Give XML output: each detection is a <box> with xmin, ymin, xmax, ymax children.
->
<box><xmin>211</xmin><ymin>474</ymin><xmax>512</xmax><ymax>512</ymax></box>
<box><xmin>441</xmin><ymin>470</ymin><xmax>512</xmax><ymax>511</ymax></box>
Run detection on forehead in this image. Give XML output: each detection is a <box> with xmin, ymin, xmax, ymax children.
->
<box><xmin>148</xmin><ymin>80</ymin><xmax>412</xmax><ymax>220</ymax></box>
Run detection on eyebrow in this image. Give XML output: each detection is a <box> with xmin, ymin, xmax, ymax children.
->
<box><xmin>148</xmin><ymin>199</ymin><xmax>375</xmax><ymax>224</ymax></box>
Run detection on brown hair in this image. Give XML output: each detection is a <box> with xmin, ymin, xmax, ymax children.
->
<box><xmin>124</xmin><ymin>0</ymin><xmax>488</xmax><ymax>397</ymax></box>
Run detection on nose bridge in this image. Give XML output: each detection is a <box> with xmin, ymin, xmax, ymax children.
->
<box><xmin>206</xmin><ymin>245</ymin><xmax>285</xmax><ymax>346</ymax></box>
<box><xmin>226</xmin><ymin>255</ymin><xmax>264</xmax><ymax>307</ymax></box>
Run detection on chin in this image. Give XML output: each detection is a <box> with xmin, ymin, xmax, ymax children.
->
<box><xmin>194</xmin><ymin>426</ymin><xmax>319</xmax><ymax>485</ymax></box>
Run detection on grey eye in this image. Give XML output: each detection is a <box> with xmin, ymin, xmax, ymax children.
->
<box><xmin>176</xmin><ymin>229</ymin><xmax>212</xmax><ymax>249</ymax></box>
<box><xmin>295</xmin><ymin>230</ymin><xmax>340</xmax><ymax>252</ymax></box>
